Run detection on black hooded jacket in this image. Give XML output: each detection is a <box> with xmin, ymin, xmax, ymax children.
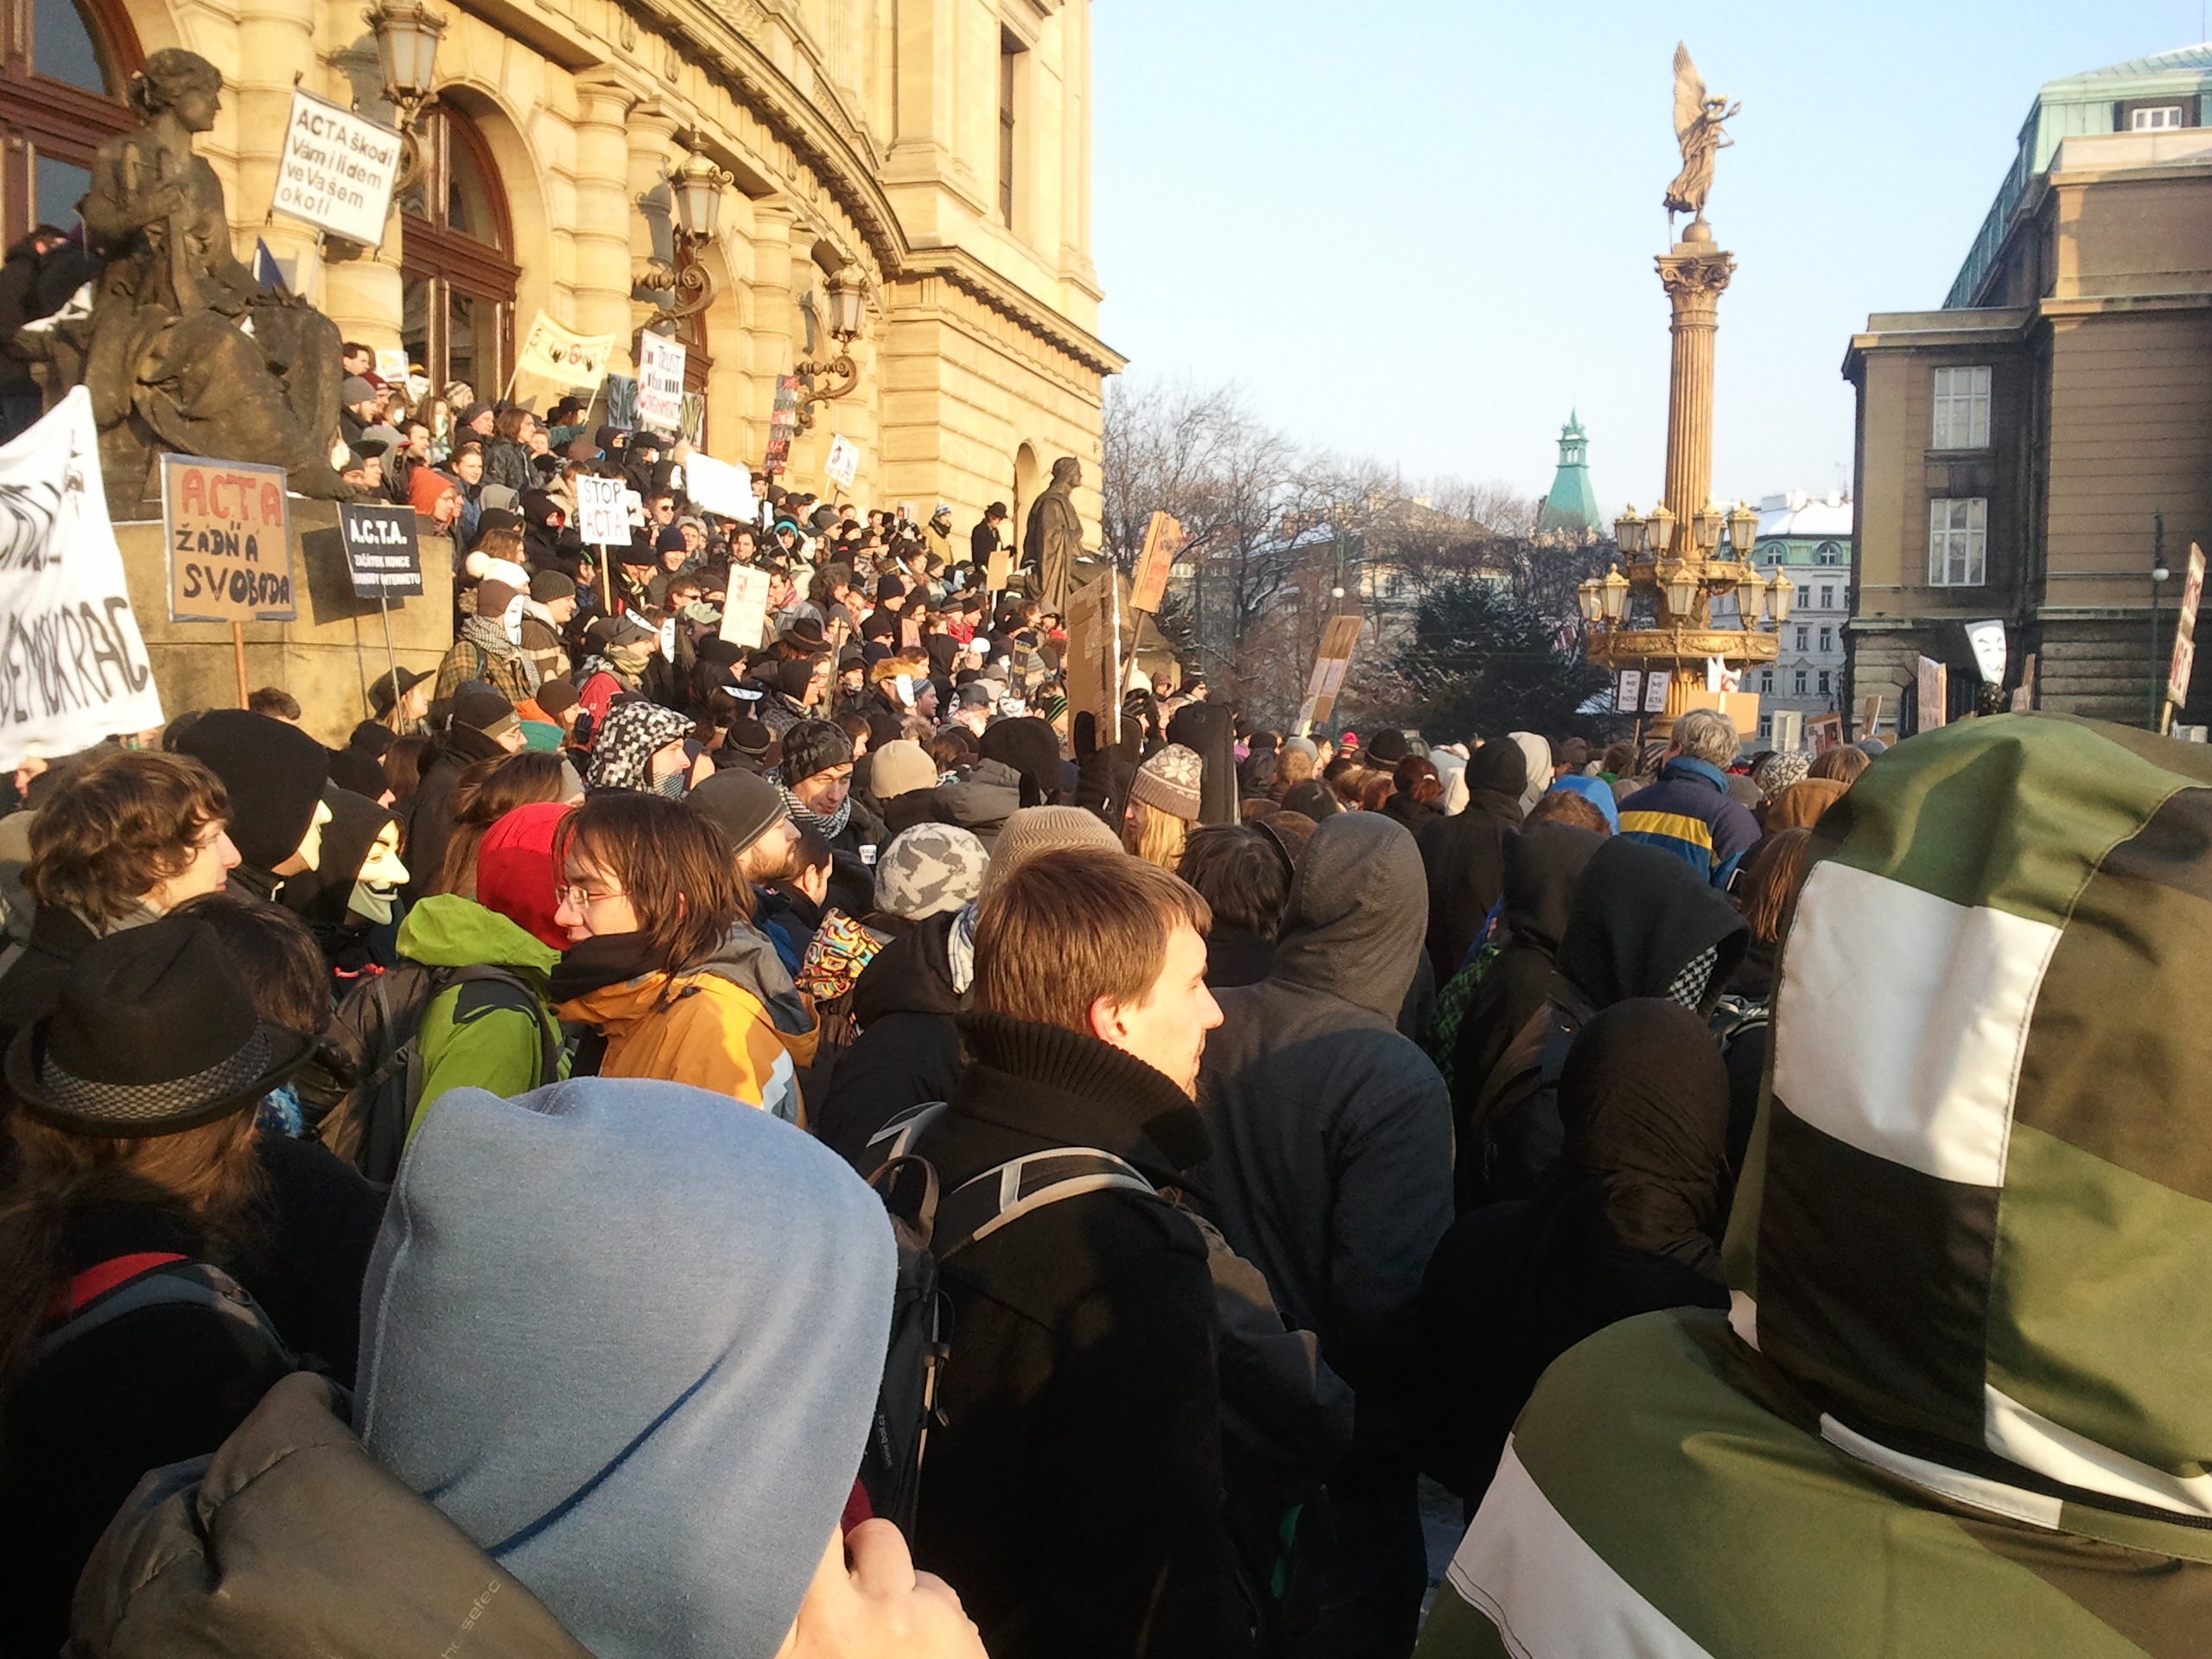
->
<box><xmin>1416</xmin><ymin>741</ymin><xmax>1528</xmax><ymax>982</ymax></box>
<box><xmin>1446</xmin><ymin>821</ymin><xmax>1605</xmax><ymax>1211</ymax></box>
<box><xmin>1198</xmin><ymin>813</ymin><xmax>1454</xmax><ymax>1475</ymax></box>
<box><xmin>1463</xmin><ymin>836</ymin><xmax>1748</xmax><ymax>1207</ymax></box>
<box><xmin>816</xmin><ymin>908</ymin><xmax>967</xmax><ymax>1160</ymax></box>
<box><xmin>1422</xmin><ymin>1000</ymin><xmax>1732</xmax><ymax>1503</ymax></box>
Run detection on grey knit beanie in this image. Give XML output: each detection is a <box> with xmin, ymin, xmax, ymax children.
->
<box><xmin>981</xmin><ymin>804</ymin><xmax>1122</xmax><ymax>893</ymax></box>
<box><xmin>1129</xmin><ymin>743</ymin><xmax>1203</xmax><ymax>822</ymax></box>
<box><xmin>868</xmin><ymin>739</ymin><xmax>938</xmax><ymax>800</ymax></box>
<box><xmin>1752</xmin><ymin>750</ymin><xmax>1810</xmax><ymax>797</ymax></box>
<box><xmin>873</xmin><ymin>823</ymin><xmax>988</xmax><ymax>920</ymax></box>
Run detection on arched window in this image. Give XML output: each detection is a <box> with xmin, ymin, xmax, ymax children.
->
<box><xmin>0</xmin><ymin>0</ymin><xmax>141</xmax><ymax>242</ymax></box>
<box><xmin>1816</xmin><ymin>540</ymin><xmax>1843</xmax><ymax>565</ymax></box>
<box><xmin>400</xmin><ymin>107</ymin><xmax>518</xmax><ymax>401</ymax></box>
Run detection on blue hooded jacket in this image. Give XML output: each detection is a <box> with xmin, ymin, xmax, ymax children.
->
<box><xmin>357</xmin><ymin>1078</ymin><xmax>895</xmax><ymax>1658</ymax></box>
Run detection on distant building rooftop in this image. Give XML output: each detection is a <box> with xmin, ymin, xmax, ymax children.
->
<box><xmin>1535</xmin><ymin>411</ymin><xmax>1604</xmax><ymax>539</ymax></box>
<box><xmin>1756</xmin><ymin>489</ymin><xmax>1854</xmax><ymax>540</ymax></box>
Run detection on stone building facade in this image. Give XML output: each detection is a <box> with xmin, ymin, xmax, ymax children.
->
<box><xmin>1842</xmin><ymin>44</ymin><xmax>2212</xmax><ymax>733</ymax></box>
<box><xmin>1747</xmin><ymin>491</ymin><xmax>1853</xmax><ymax>742</ymax></box>
<box><xmin>2</xmin><ymin>0</ymin><xmax>1121</xmax><ymax>539</ymax></box>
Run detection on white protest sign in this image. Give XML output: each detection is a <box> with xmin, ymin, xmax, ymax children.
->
<box><xmin>575</xmin><ymin>475</ymin><xmax>628</xmax><ymax>547</ymax></box>
<box><xmin>517</xmin><ymin>311</ymin><xmax>618</xmax><ymax>387</ymax></box>
<box><xmin>825</xmin><ymin>435</ymin><xmax>860</xmax><ymax>490</ymax></box>
<box><xmin>636</xmin><ymin>333</ymin><xmax>686</xmax><ymax>435</ymax></box>
<box><xmin>0</xmin><ymin>389</ymin><xmax>165</xmax><ymax>769</ymax></box>
<box><xmin>686</xmin><ymin>453</ymin><xmax>757</xmax><ymax>519</ymax></box>
<box><xmin>373</xmin><ymin>347</ymin><xmax>409</xmax><ymax>384</ymax></box>
<box><xmin>719</xmin><ymin>566</ymin><xmax>772</xmax><ymax>650</ymax></box>
<box><xmin>270</xmin><ymin>89</ymin><xmax>402</xmax><ymax>247</ymax></box>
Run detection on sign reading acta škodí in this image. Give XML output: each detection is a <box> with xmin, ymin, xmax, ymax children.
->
<box><xmin>270</xmin><ymin>89</ymin><xmax>402</xmax><ymax>248</ymax></box>
<box><xmin>636</xmin><ymin>334</ymin><xmax>687</xmax><ymax>435</ymax></box>
<box><xmin>339</xmin><ymin>502</ymin><xmax>423</xmax><ymax>599</ymax></box>
<box><xmin>162</xmin><ymin>455</ymin><xmax>296</xmax><ymax>624</ymax></box>
<box><xmin>0</xmin><ymin>389</ymin><xmax>164</xmax><ymax>771</ymax></box>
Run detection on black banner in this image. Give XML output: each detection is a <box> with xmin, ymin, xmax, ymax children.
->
<box><xmin>340</xmin><ymin>502</ymin><xmax>423</xmax><ymax>599</ymax></box>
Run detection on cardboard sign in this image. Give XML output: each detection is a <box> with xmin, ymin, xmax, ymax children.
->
<box><xmin>987</xmin><ymin>535</ymin><xmax>1013</xmax><ymax>594</ymax></box>
<box><xmin>636</xmin><ymin>334</ymin><xmax>686</xmax><ymax>435</ymax></box>
<box><xmin>2168</xmin><ymin>543</ymin><xmax>2204</xmax><ymax>713</ymax></box>
<box><xmin>1916</xmin><ymin>655</ymin><xmax>1948</xmax><ymax>733</ymax></box>
<box><xmin>518</xmin><ymin>311</ymin><xmax>618</xmax><ymax>386</ymax></box>
<box><xmin>161</xmin><ymin>455</ymin><xmax>295</xmax><ymax>623</ymax></box>
<box><xmin>1300</xmin><ymin>613</ymin><xmax>1363</xmax><ymax>732</ymax></box>
<box><xmin>339</xmin><ymin>502</ymin><xmax>423</xmax><ymax>599</ymax></box>
<box><xmin>763</xmin><ymin>375</ymin><xmax>800</xmax><ymax>476</ymax></box>
<box><xmin>686</xmin><ymin>453</ymin><xmax>756</xmax><ymax>520</ymax></box>
<box><xmin>825</xmin><ymin>435</ymin><xmax>860</xmax><ymax>490</ymax></box>
<box><xmin>1063</xmin><ymin>571</ymin><xmax>1120</xmax><ymax>741</ymax></box>
<box><xmin>0</xmin><ymin>390</ymin><xmax>164</xmax><ymax>769</ymax></box>
<box><xmin>1615</xmin><ymin>668</ymin><xmax>1643</xmax><ymax>714</ymax></box>
<box><xmin>719</xmin><ymin>565</ymin><xmax>772</xmax><ymax>651</ymax></box>
<box><xmin>600</xmin><ymin>374</ymin><xmax>639</xmax><ymax>432</ymax></box>
<box><xmin>373</xmin><ymin>346</ymin><xmax>409</xmax><ymax>384</ymax></box>
<box><xmin>270</xmin><ymin>89</ymin><xmax>402</xmax><ymax>247</ymax></box>
<box><xmin>1130</xmin><ymin>512</ymin><xmax>1183</xmax><ymax>614</ymax></box>
<box><xmin>575</xmin><ymin>475</ymin><xmax>628</xmax><ymax>548</ymax></box>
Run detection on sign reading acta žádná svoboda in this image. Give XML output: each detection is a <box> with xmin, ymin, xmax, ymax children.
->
<box><xmin>0</xmin><ymin>389</ymin><xmax>165</xmax><ymax>769</ymax></box>
<box><xmin>270</xmin><ymin>89</ymin><xmax>402</xmax><ymax>248</ymax></box>
<box><xmin>162</xmin><ymin>455</ymin><xmax>296</xmax><ymax>624</ymax></box>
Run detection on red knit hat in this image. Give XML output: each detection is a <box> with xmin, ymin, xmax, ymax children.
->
<box><xmin>475</xmin><ymin>801</ymin><xmax>572</xmax><ymax>950</ymax></box>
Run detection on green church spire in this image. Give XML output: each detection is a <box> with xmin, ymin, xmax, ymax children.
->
<box><xmin>1535</xmin><ymin>410</ymin><xmax>1604</xmax><ymax>540</ymax></box>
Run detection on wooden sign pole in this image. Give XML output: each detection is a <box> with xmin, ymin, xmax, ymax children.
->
<box><xmin>232</xmin><ymin>622</ymin><xmax>249</xmax><ymax>708</ymax></box>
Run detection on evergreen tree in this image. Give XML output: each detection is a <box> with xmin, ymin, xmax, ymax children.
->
<box><xmin>1391</xmin><ymin>577</ymin><xmax>1610</xmax><ymax>741</ymax></box>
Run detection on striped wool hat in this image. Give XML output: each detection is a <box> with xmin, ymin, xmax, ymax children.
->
<box><xmin>1728</xmin><ymin>712</ymin><xmax>2212</xmax><ymax>1522</ymax></box>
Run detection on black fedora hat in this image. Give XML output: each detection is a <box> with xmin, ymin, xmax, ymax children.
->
<box><xmin>6</xmin><ymin>917</ymin><xmax>314</xmax><ymax>1138</ymax></box>
<box><xmin>778</xmin><ymin>616</ymin><xmax>829</xmax><ymax>652</ymax></box>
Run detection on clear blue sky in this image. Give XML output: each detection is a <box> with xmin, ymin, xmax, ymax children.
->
<box><xmin>1091</xmin><ymin>2</ymin><xmax>2202</xmax><ymax>513</ymax></box>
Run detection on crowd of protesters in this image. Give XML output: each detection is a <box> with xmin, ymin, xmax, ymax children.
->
<box><xmin>0</xmin><ymin>355</ymin><xmax>2200</xmax><ymax>1656</ymax></box>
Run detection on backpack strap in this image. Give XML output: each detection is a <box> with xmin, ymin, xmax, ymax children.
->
<box><xmin>33</xmin><ymin>1257</ymin><xmax>297</xmax><ymax>1371</ymax></box>
<box><xmin>857</xmin><ymin>1101</ymin><xmax>949</xmax><ymax>1180</ymax></box>
<box><xmin>437</xmin><ymin>963</ymin><xmax>567</xmax><ymax>1090</ymax></box>
<box><xmin>933</xmin><ymin>1147</ymin><xmax>1155</xmax><ymax>1261</ymax></box>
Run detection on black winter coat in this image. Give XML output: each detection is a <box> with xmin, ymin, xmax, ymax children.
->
<box><xmin>816</xmin><ymin>909</ymin><xmax>966</xmax><ymax>1161</ymax></box>
<box><xmin>912</xmin><ymin>1013</ymin><xmax>1225</xmax><ymax>1659</ymax></box>
<box><xmin>1414</xmin><ymin>781</ymin><xmax>1522</xmax><ymax>984</ymax></box>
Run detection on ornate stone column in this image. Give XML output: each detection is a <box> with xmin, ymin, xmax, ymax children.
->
<box><xmin>229</xmin><ymin>0</ymin><xmax>321</xmax><ymax>291</ymax></box>
<box><xmin>572</xmin><ymin>73</ymin><xmax>639</xmax><ymax>372</ymax></box>
<box><xmin>1656</xmin><ymin>225</ymin><xmax>1734</xmax><ymax>529</ymax></box>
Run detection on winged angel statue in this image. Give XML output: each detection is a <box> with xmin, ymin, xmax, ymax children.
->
<box><xmin>1663</xmin><ymin>43</ymin><xmax>1739</xmax><ymax>222</ymax></box>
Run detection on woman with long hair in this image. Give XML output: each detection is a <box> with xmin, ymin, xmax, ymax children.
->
<box><xmin>1122</xmin><ymin>744</ymin><xmax>1202</xmax><ymax>870</ymax></box>
<box><xmin>547</xmin><ymin>794</ymin><xmax>817</xmax><ymax>1119</ymax></box>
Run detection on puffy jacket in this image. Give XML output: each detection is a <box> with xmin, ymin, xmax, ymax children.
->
<box><xmin>553</xmin><ymin>932</ymin><xmax>817</xmax><ymax>1121</ymax></box>
<box><xmin>1616</xmin><ymin>754</ymin><xmax>1761</xmax><ymax>887</ymax></box>
<box><xmin>67</xmin><ymin>1373</ymin><xmax>590</xmax><ymax>1658</ymax></box>
<box><xmin>1420</xmin><ymin>715</ymin><xmax>2212</xmax><ymax>1659</ymax></box>
<box><xmin>395</xmin><ymin>893</ymin><xmax>567</xmax><ymax>1136</ymax></box>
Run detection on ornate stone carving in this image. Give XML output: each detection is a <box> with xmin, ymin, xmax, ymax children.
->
<box><xmin>1663</xmin><ymin>43</ymin><xmax>1738</xmax><ymax>226</ymax></box>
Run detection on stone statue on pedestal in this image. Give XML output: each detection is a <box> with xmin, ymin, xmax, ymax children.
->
<box><xmin>37</xmin><ymin>49</ymin><xmax>349</xmax><ymax>517</ymax></box>
<box><xmin>1023</xmin><ymin>454</ymin><xmax>1084</xmax><ymax>614</ymax></box>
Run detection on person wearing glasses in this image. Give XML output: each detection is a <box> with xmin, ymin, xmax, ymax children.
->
<box><xmin>548</xmin><ymin>793</ymin><xmax>818</xmax><ymax>1122</ymax></box>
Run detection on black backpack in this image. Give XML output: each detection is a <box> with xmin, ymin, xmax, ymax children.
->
<box><xmin>852</xmin><ymin>1101</ymin><xmax>1154</xmax><ymax>1538</ymax></box>
<box><xmin>35</xmin><ymin>1257</ymin><xmax>296</xmax><ymax>1374</ymax></box>
<box><xmin>324</xmin><ymin>961</ymin><xmax>563</xmax><ymax>1184</ymax></box>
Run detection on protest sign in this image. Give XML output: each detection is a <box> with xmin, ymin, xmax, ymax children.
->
<box><xmin>763</xmin><ymin>375</ymin><xmax>800</xmax><ymax>475</ymax></box>
<box><xmin>1297</xmin><ymin>614</ymin><xmax>1363</xmax><ymax>733</ymax></box>
<box><xmin>0</xmin><ymin>390</ymin><xmax>164</xmax><ymax>770</ymax></box>
<box><xmin>162</xmin><ymin>455</ymin><xmax>294</xmax><ymax>624</ymax></box>
<box><xmin>1916</xmin><ymin>655</ymin><xmax>1948</xmax><ymax>733</ymax></box>
<box><xmin>719</xmin><ymin>565</ymin><xmax>772</xmax><ymax>650</ymax></box>
<box><xmin>339</xmin><ymin>502</ymin><xmax>423</xmax><ymax>598</ymax></box>
<box><xmin>1964</xmin><ymin>619</ymin><xmax>2007</xmax><ymax>685</ymax></box>
<box><xmin>636</xmin><ymin>333</ymin><xmax>686</xmax><ymax>435</ymax></box>
<box><xmin>1643</xmin><ymin>672</ymin><xmax>1669</xmax><ymax>715</ymax></box>
<box><xmin>517</xmin><ymin>312</ymin><xmax>617</xmax><ymax>386</ymax></box>
<box><xmin>687</xmin><ymin>453</ymin><xmax>757</xmax><ymax>520</ymax></box>
<box><xmin>1615</xmin><ymin>668</ymin><xmax>1643</xmax><ymax>714</ymax></box>
<box><xmin>270</xmin><ymin>89</ymin><xmax>401</xmax><ymax>247</ymax></box>
<box><xmin>825</xmin><ymin>435</ymin><xmax>860</xmax><ymax>490</ymax></box>
<box><xmin>374</xmin><ymin>347</ymin><xmax>409</xmax><ymax>384</ymax></box>
<box><xmin>600</xmin><ymin>374</ymin><xmax>639</xmax><ymax>432</ymax></box>
<box><xmin>1063</xmin><ymin>571</ymin><xmax>1120</xmax><ymax>741</ymax></box>
<box><xmin>680</xmin><ymin>392</ymin><xmax>707</xmax><ymax>446</ymax></box>
<box><xmin>575</xmin><ymin>475</ymin><xmax>628</xmax><ymax>548</ymax></box>
<box><xmin>1129</xmin><ymin>512</ymin><xmax>1182</xmax><ymax>614</ymax></box>
<box><xmin>2165</xmin><ymin>543</ymin><xmax>2204</xmax><ymax>729</ymax></box>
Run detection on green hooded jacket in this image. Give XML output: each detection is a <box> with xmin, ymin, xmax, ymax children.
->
<box><xmin>1420</xmin><ymin>715</ymin><xmax>2212</xmax><ymax>1658</ymax></box>
<box><xmin>395</xmin><ymin>894</ymin><xmax>567</xmax><ymax>1137</ymax></box>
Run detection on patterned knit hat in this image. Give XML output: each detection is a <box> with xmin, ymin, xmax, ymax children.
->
<box><xmin>873</xmin><ymin>823</ymin><xmax>988</xmax><ymax>921</ymax></box>
<box><xmin>1730</xmin><ymin>714</ymin><xmax>2212</xmax><ymax>1519</ymax></box>
<box><xmin>1752</xmin><ymin>750</ymin><xmax>1810</xmax><ymax>797</ymax></box>
<box><xmin>981</xmin><ymin>804</ymin><xmax>1121</xmax><ymax>894</ymax></box>
<box><xmin>1129</xmin><ymin>743</ymin><xmax>1203</xmax><ymax>823</ymax></box>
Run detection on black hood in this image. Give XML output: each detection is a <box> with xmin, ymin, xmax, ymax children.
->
<box><xmin>851</xmin><ymin>909</ymin><xmax>964</xmax><ymax>1025</ymax></box>
<box><xmin>1553</xmin><ymin>836</ymin><xmax>1747</xmax><ymax>1015</ymax></box>
<box><xmin>1499</xmin><ymin>820</ymin><xmax>1605</xmax><ymax>959</ymax></box>
<box><xmin>280</xmin><ymin>787</ymin><xmax>397</xmax><ymax>927</ymax></box>
<box><xmin>1267</xmin><ymin>811</ymin><xmax>1427</xmax><ymax>1020</ymax></box>
<box><xmin>1463</xmin><ymin>740</ymin><xmax>1529</xmax><ymax>817</ymax></box>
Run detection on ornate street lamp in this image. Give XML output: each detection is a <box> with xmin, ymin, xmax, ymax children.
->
<box><xmin>1614</xmin><ymin>507</ymin><xmax>1647</xmax><ymax>557</ymax></box>
<box><xmin>1646</xmin><ymin>503</ymin><xmax>1677</xmax><ymax>556</ymax></box>
<box><xmin>1662</xmin><ymin>561</ymin><xmax>1700</xmax><ymax>620</ymax></box>
<box><xmin>1727</xmin><ymin>501</ymin><xmax>1759</xmax><ymax>562</ymax></box>
<box><xmin>1600</xmin><ymin>564</ymin><xmax>1630</xmax><ymax>623</ymax></box>
<box><xmin>1692</xmin><ymin>502</ymin><xmax>1725</xmax><ymax>556</ymax></box>
<box><xmin>638</xmin><ymin>137</ymin><xmax>733</xmax><ymax>320</ymax></box>
<box><xmin>365</xmin><ymin>0</ymin><xmax>446</xmax><ymax>192</ymax></box>
<box><xmin>795</xmin><ymin>264</ymin><xmax>869</xmax><ymax>431</ymax></box>
<box><xmin>1577</xmin><ymin>577</ymin><xmax>1605</xmax><ymax>625</ymax></box>
<box><xmin>1768</xmin><ymin>569</ymin><xmax>1795</xmax><ymax>625</ymax></box>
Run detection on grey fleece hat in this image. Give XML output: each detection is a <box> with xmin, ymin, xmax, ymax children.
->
<box><xmin>687</xmin><ymin>768</ymin><xmax>789</xmax><ymax>855</ymax></box>
<box><xmin>1129</xmin><ymin>743</ymin><xmax>1203</xmax><ymax>822</ymax></box>
<box><xmin>981</xmin><ymin>804</ymin><xmax>1121</xmax><ymax>893</ymax></box>
<box><xmin>872</xmin><ymin>823</ymin><xmax>988</xmax><ymax>920</ymax></box>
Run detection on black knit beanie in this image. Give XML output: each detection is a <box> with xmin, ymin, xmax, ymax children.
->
<box><xmin>979</xmin><ymin>715</ymin><xmax>1063</xmax><ymax>809</ymax></box>
<box><xmin>175</xmin><ymin>710</ymin><xmax>329</xmax><ymax>871</ymax></box>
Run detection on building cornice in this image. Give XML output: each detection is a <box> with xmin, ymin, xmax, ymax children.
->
<box><xmin>902</xmin><ymin>245</ymin><xmax>1128</xmax><ymax>377</ymax></box>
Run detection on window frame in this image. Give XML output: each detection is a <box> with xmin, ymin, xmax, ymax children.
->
<box><xmin>1931</xmin><ymin>365</ymin><xmax>1992</xmax><ymax>451</ymax></box>
<box><xmin>2133</xmin><ymin>105</ymin><xmax>2185</xmax><ymax>131</ymax></box>
<box><xmin>996</xmin><ymin>32</ymin><xmax>1020</xmax><ymax>230</ymax></box>
<box><xmin>400</xmin><ymin>107</ymin><xmax>519</xmax><ymax>398</ymax></box>
<box><xmin>0</xmin><ymin>0</ymin><xmax>143</xmax><ymax>243</ymax></box>
<box><xmin>1928</xmin><ymin>496</ymin><xmax>1988</xmax><ymax>588</ymax></box>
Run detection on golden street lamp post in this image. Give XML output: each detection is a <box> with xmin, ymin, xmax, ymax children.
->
<box><xmin>1584</xmin><ymin>45</ymin><xmax>1781</xmax><ymax>730</ymax></box>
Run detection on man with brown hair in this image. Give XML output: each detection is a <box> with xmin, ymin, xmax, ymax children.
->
<box><xmin>0</xmin><ymin>750</ymin><xmax>239</xmax><ymax>1053</ymax></box>
<box><xmin>907</xmin><ymin>847</ymin><xmax>1228</xmax><ymax>1659</ymax></box>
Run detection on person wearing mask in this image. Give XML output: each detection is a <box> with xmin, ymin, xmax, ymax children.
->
<box><xmin>1123</xmin><ymin>742</ymin><xmax>1203</xmax><ymax>869</ymax></box>
<box><xmin>548</xmin><ymin>792</ymin><xmax>817</xmax><ymax>1118</ymax></box>
<box><xmin>173</xmin><ymin>709</ymin><xmax>334</xmax><ymax>903</ymax></box>
<box><xmin>904</xmin><ymin>848</ymin><xmax>1227</xmax><ymax>1658</ymax></box>
<box><xmin>0</xmin><ymin>751</ymin><xmax>239</xmax><ymax>1054</ymax></box>
<box><xmin>1617</xmin><ymin>708</ymin><xmax>1760</xmax><ymax>888</ymax></box>
<box><xmin>775</xmin><ymin>720</ymin><xmax>881</xmax><ymax>918</ymax></box>
<box><xmin>0</xmin><ymin>918</ymin><xmax>375</xmax><ymax>1655</ymax></box>
<box><xmin>1419</xmin><ymin>715</ymin><xmax>2212</xmax><ymax>1659</ymax></box>
<box><xmin>437</xmin><ymin>565</ymin><xmax>540</xmax><ymax>707</ymax></box>
<box><xmin>1422</xmin><ymin>999</ymin><xmax>1732</xmax><ymax>1507</ymax></box>
<box><xmin>71</xmin><ymin>1076</ymin><xmax>990</xmax><ymax>1659</ymax></box>
<box><xmin>1416</xmin><ymin>738</ymin><xmax>1529</xmax><ymax>982</ymax></box>
<box><xmin>403</xmin><ymin>687</ymin><xmax>527</xmax><ymax>905</ymax></box>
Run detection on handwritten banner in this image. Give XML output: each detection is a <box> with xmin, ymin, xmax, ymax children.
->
<box><xmin>636</xmin><ymin>333</ymin><xmax>686</xmax><ymax>435</ymax></box>
<box><xmin>270</xmin><ymin>89</ymin><xmax>401</xmax><ymax>247</ymax></box>
<box><xmin>517</xmin><ymin>311</ymin><xmax>618</xmax><ymax>386</ymax></box>
<box><xmin>162</xmin><ymin>454</ymin><xmax>296</xmax><ymax>624</ymax></box>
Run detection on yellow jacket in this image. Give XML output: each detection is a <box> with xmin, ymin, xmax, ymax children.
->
<box><xmin>554</xmin><ymin>970</ymin><xmax>819</xmax><ymax>1124</ymax></box>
